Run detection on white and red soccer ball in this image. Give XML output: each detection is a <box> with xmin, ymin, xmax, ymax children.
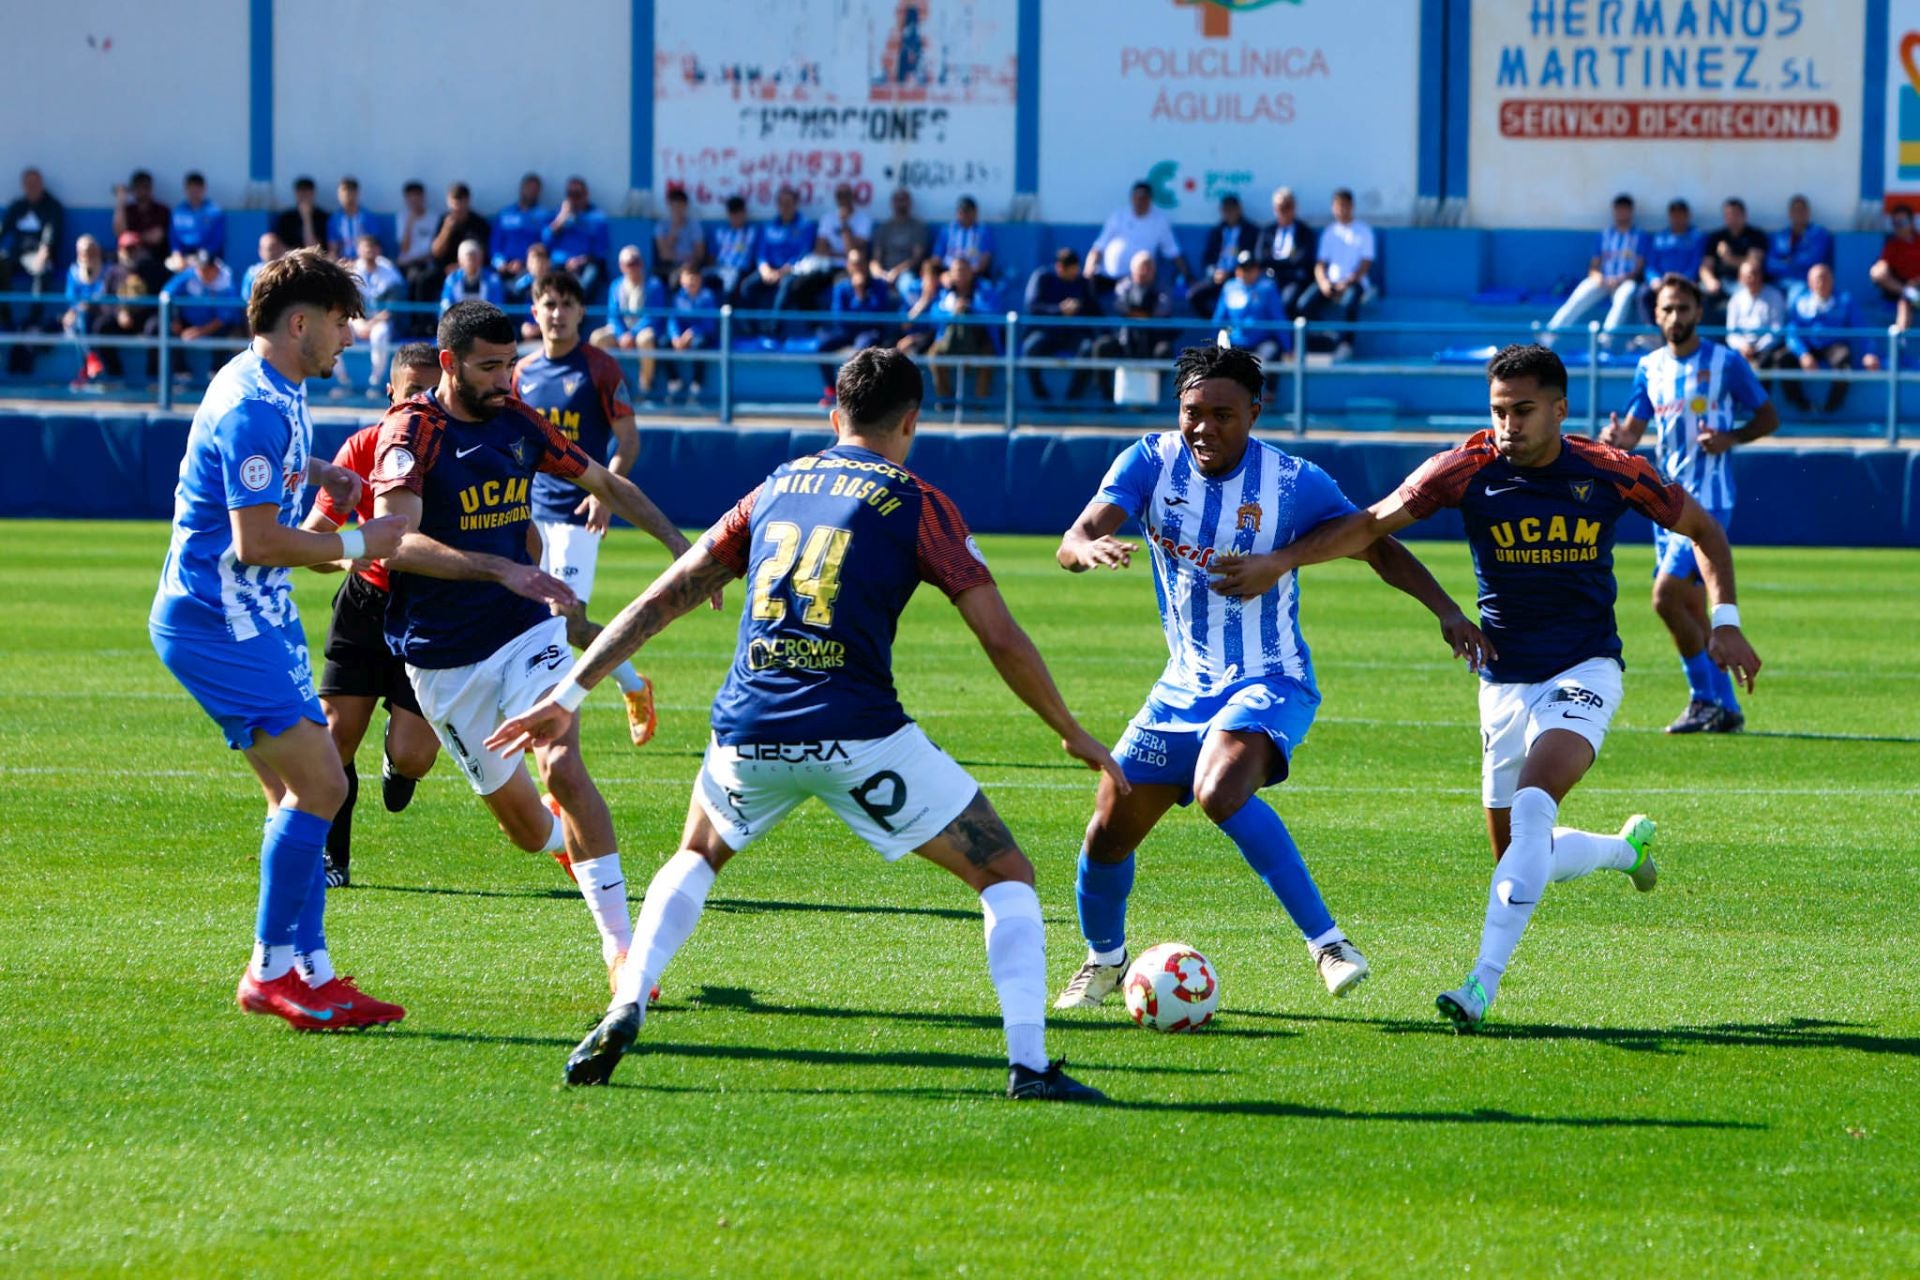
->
<box><xmin>1122</xmin><ymin>942</ymin><xmax>1220</xmax><ymax>1033</ymax></box>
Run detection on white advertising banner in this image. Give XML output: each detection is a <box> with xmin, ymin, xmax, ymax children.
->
<box><xmin>655</xmin><ymin>0</ymin><xmax>1019</xmax><ymax>217</ymax></box>
<box><xmin>1035</xmin><ymin>0</ymin><xmax>1422</xmax><ymax>224</ymax></box>
<box><xmin>1469</xmin><ymin>0</ymin><xmax>1863</xmax><ymax>228</ymax></box>
<box><xmin>1885</xmin><ymin>0</ymin><xmax>1920</xmax><ymax>207</ymax></box>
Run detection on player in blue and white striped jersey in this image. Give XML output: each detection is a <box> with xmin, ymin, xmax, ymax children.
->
<box><xmin>1603</xmin><ymin>272</ymin><xmax>1778</xmax><ymax>734</ymax></box>
<box><xmin>1051</xmin><ymin>345</ymin><xmax>1493</xmax><ymax>1008</ymax></box>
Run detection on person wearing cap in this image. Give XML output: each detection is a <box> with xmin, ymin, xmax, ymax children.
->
<box><xmin>1020</xmin><ymin>247</ymin><xmax>1099</xmax><ymax>401</ymax></box>
<box><xmin>169</xmin><ymin>171</ymin><xmax>226</xmax><ymax>269</ymax></box>
<box><xmin>1190</xmin><ymin>193</ymin><xmax>1259</xmax><ymax>319</ymax></box>
<box><xmin>494</xmin><ymin>172</ymin><xmax>550</xmax><ymax>283</ymax></box>
<box><xmin>1211</xmin><ymin>249</ymin><xmax>1289</xmax><ymax>392</ymax></box>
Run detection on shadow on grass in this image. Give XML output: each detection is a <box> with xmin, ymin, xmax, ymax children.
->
<box><xmin>355</xmin><ymin>882</ymin><xmax>577</xmax><ymax>902</ymax></box>
<box><xmin>1737</xmin><ymin>729</ymin><xmax>1920</xmax><ymax>746</ymax></box>
<box><xmin>1243</xmin><ymin>1010</ymin><xmax>1920</xmax><ymax>1057</ymax></box>
<box><xmin>353</xmin><ymin>886</ymin><xmax>981</xmax><ymax>922</ymax></box>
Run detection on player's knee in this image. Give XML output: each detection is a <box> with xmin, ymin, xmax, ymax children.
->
<box><xmin>1082</xmin><ymin>817</ymin><xmax>1131</xmax><ymax>863</ymax></box>
<box><xmin>1193</xmin><ymin>771</ymin><xmax>1255</xmax><ymax>826</ymax></box>
<box><xmin>390</xmin><ymin>738</ymin><xmax>437</xmax><ymax>780</ymax></box>
<box><xmin>292</xmin><ymin>759</ymin><xmax>350</xmax><ymax>820</ymax></box>
<box><xmin>975</xmin><ymin>847</ymin><xmax>1036</xmax><ymax>889</ymax></box>
<box><xmin>540</xmin><ymin>751</ymin><xmax>594</xmax><ymax>806</ymax></box>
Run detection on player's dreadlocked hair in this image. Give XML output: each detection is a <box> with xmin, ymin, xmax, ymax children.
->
<box><xmin>1485</xmin><ymin>343</ymin><xmax>1569</xmax><ymax>394</ymax></box>
<box><xmin>1173</xmin><ymin>344</ymin><xmax>1265</xmax><ymax>402</ymax></box>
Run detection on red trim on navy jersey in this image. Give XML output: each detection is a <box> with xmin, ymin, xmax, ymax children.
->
<box><xmin>369</xmin><ymin>401</ymin><xmax>446</xmax><ymax>497</ymax></box>
<box><xmin>1565</xmin><ymin>436</ymin><xmax>1688</xmax><ymax>529</ymax></box>
<box><xmin>704</xmin><ymin>484</ymin><xmax>761</xmax><ymax>576</ymax></box>
<box><xmin>585</xmin><ymin>344</ymin><xmax>636</xmax><ymax>424</ymax></box>
<box><xmin>1397</xmin><ymin>430</ymin><xmax>1501</xmax><ymax>521</ymax></box>
<box><xmin>915</xmin><ymin>483</ymin><xmax>994</xmax><ymax>599</ymax></box>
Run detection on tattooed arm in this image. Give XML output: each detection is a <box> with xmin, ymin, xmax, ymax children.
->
<box><xmin>485</xmin><ymin>545</ymin><xmax>739</xmax><ymax>752</ymax></box>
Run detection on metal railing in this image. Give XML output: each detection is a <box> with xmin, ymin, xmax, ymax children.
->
<box><xmin>0</xmin><ymin>291</ymin><xmax>1907</xmax><ymax>444</ymax></box>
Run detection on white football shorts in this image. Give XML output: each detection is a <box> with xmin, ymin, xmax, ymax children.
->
<box><xmin>695</xmin><ymin>722</ymin><xmax>979</xmax><ymax>860</ymax></box>
<box><xmin>408</xmin><ymin>615</ymin><xmax>573</xmax><ymax>796</ymax></box>
<box><xmin>537</xmin><ymin>519</ymin><xmax>603</xmax><ymax>605</ymax></box>
<box><xmin>1478</xmin><ymin>656</ymin><xmax>1623</xmax><ymax>808</ymax></box>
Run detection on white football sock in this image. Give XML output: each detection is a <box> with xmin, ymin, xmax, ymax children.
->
<box><xmin>1088</xmin><ymin>944</ymin><xmax>1126</xmax><ymax>966</ymax></box>
<box><xmin>1471</xmin><ymin>787</ymin><xmax>1556</xmax><ymax>1004</ymax></box>
<box><xmin>1550</xmin><ymin>826</ymin><xmax>1637</xmax><ymax>882</ymax></box>
<box><xmin>982</xmin><ymin>881</ymin><xmax>1049</xmax><ymax>1071</ymax></box>
<box><xmin>540</xmin><ymin>808</ymin><xmax>567</xmax><ymax>854</ymax></box>
<box><xmin>611</xmin><ymin>662</ymin><xmax>645</xmax><ymax>694</ymax></box>
<box><xmin>250</xmin><ymin>942</ymin><xmax>295</xmax><ymax>982</ymax></box>
<box><xmin>296</xmin><ymin>948</ymin><xmax>335</xmax><ymax>987</ymax></box>
<box><xmin>571</xmin><ymin>853</ymin><xmax>635</xmax><ymax>965</ymax></box>
<box><xmin>1306</xmin><ymin>925</ymin><xmax>1346</xmax><ymax>952</ymax></box>
<box><xmin>612</xmin><ymin>850</ymin><xmax>716</xmax><ymax>1011</ymax></box>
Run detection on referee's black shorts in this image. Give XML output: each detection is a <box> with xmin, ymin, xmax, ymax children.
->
<box><xmin>318</xmin><ymin>573</ymin><xmax>422</xmax><ymax>717</ymax></box>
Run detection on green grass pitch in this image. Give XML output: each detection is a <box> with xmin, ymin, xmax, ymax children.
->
<box><xmin>2</xmin><ymin>519</ymin><xmax>1916</xmax><ymax>1277</ymax></box>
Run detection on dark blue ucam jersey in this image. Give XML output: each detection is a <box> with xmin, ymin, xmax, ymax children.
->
<box><xmin>513</xmin><ymin>343</ymin><xmax>633</xmax><ymax>525</ymax></box>
<box><xmin>370</xmin><ymin>390</ymin><xmax>592</xmax><ymax>669</ymax></box>
<box><xmin>1396</xmin><ymin>430</ymin><xmax>1689</xmax><ymax>684</ymax></box>
<box><xmin>702</xmin><ymin>444</ymin><xmax>994</xmax><ymax>745</ymax></box>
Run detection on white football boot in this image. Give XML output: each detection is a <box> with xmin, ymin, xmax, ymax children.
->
<box><xmin>1312</xmin><ymin>938</ymin><xmax>1370</xmax><ymax>997</ymax></box>
<box><xmin>1053</xmin><ymin>953</ymin><xmax>1129</xmax><ymax>1009</ymax></box>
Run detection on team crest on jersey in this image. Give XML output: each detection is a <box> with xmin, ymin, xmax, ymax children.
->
<box><xmin>510</xmin><ymin>437</ymin><xmax>535</xmax><ymax>469</ymax></box>
<box><xmin>1569</xmin><ymin>479</ymin><xmax>1593</xmax><ymax>503</ymax></box>
<box><xmin>1235</xmin><ymin>501</ymin><xmax>1262</xmax><ymax>533</ymax></box>
<box><xmin>239</xmin><ymin>455</ymin><xmax>273</xmax><ymax>491</ymax></box>
<box><xmin>379</xmin><ymin>447</ymin><xmax>415</xmax><ymax>479</ymax></box>
<box><xmin>562</xmin><ymin>375</ymin><xmax>583</xmax><ymax>397</ymax></box>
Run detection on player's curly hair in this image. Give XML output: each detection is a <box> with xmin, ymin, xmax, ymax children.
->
<box><xmin>247</xmin><ymin>248</ymin><xmax>365</xmax><ymax>337</ymax></box>
<box><xmin>1173</xmin><ymin>344</ymin><xmax>1264</xmax><ymax>402</ymax></box>
<box><xmin>1485</xmin><ymin>343</ymin><xmax>1568</xmax><ymax>394</ymax></box>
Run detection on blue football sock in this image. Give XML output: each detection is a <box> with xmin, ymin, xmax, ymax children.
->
<box><xmin>256</xmin><ymin>807</ymin><xmax>329</xmax><ymax>949</ymax></box>
<box><xmin>1074</xmin><ymin>850</ymin><xmax>1135</xmax><ymax>956</ymax></box>
<box><xmin>1217</xmin><ymin>797</ymin><xmax>1335</xmax><ymax>941</ymax></box>
<box><xmin>294</xmin><ymin>841</ymin><xmax>328</xmax><ymax>956</ymax></box>
<box><xmin>1708</xmin><ymin>663</ymin><xmax>1741</xmax><ymax>713</ymax></box>
<box><xmin>1680</xmin><ymin>650</ymin><xmax>1718</xmax><ymax>703</ymax></box>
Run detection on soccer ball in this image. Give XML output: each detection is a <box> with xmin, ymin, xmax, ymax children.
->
<box><xmin>1122</xmin><ymin>942</ymin><xmax>1220</xmax><ymax>1033</ymax></box>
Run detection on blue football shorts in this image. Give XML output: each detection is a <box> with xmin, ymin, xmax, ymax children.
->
<box><xmin>151</xmin><ymin>617</ymin><xmax>327</xmax><ymax>750</ymax></box>
<box><xmin>1113</xmin><ymin>675</ymin><xmax>1320</xmax><ymax>803</ymax></box>
<box><xmin>1652</xmin><ymin>506</ymin><xmax>1732</xmax><ymax>582</ymax></box>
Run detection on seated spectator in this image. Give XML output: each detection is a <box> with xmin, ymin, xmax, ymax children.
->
<box><xmin>342</xmin><ymin>234</ymin><xmax>404</xmax><ymax>393</ymax></box>
<box><xmin>933</xmin><ymin>195</ymin><xmax>996</xmax><ymax>279</ymax></box>
<box><xmin>493</xmin><ymin>172</ymin><xmax>549</xmax><ymax>282</ymax></box>
<box><xmin>1300</xmin><ymin>187</ymin><xmax>1375</xmax><ymax>359</ymax></box>
<box><xmin>395</xmin><ymin>179</ymin><xmax>438</xmax><ymax>327</ymax></box>
<box><xmin>271</xmin><ymin>176</ymin><xmax>329</xmax><ymax>252</ymax></box>
<box><xmin>871</xmin><ymin>188</ymin><xmax>929</xmax><ymax>285</ymax></box>
<box><xmin>928</xmin><ymin>256</ymin><xmax>998</xmax><ymax>402</ymax></box>
<box><xmin>542</xmin><ymin>175</ymin><xmax>610</xmax><ymax>300</ymax></box>
<box><xmin>239</xmin><ymin>232</ymin><xmax>285</xmax><ymax>306</ymax></box>
<box><xmin>1087</xmin><ymin>180</ymin><xmax>1188</xmax><ymax>294</ymax></box>
<box><xmin>814</xmin><ymin>184</ymin><xmax>873</xmax><ymax>264</ymax></box>
<box><xmin>652</xmin><ymin>187</ymin><xmax>705</xmax><ymax>283</ymax></box>
<box><xmin>328</xmin><ymin>177</ymin><xmax>386</xmax><ymax>261</ymax></box>
<box><xmin>895</xmin><ymin>255</ymin><xmax>945</xmax><ymax>355</ymax></box>
<box><xmin>113</xmin><ymin>170</ymin><xmax>170</xmax><ymax>266</ymax></box>
<box><xmin>815</xmin><ymin>248</ymin><xmax>896</xmax><ymax>404</ymax></box>
<box><xmin>1784</xmin><ymin>262</ymin><xmax>1878</xmax><ymax>412</ymax></box>
<box><xmin>429</xmin><ymin>181</ymin><xmax>491</xmax><ymax>279</ymax></box>
<box><xmin>62</xmin><ymin>234</ymin><xmax>111</xmax><ymax>385</ymax></box>
<box><xmin>164</xmin><ymin>251</ymin><xmax>240</xmax><ymax>382</ymax></box>
<box><xmin>509</xmin><ymin>242</ymin><xmax>553</xmax><ymax>322</ymax></box>
<box><xmin>740</xmin><ymin>186</ymin><xmax>821</xmax><ymax>329</ymax></box>
<box><xmin>1725</xmin><ymin>257</ymin><xmax>1789</xmax><ymax>388</ymax></box>
<box><xmin>665</xmin><ymin>262</ymin><xmax>719</xmax><ymax>400</ymax></box>
<box><xmin>1868</xmin><ymin>203</ymin><xmax>1920</xmax><ymax>331</ymax></box>
<box><xmin>168</xmin><ymin>171</ymin><xmax>225</xmax><ymax>270</ymax></box>
<box><xmin>1020</xmin><ymin>247</ymin><xmax>1098</xmax><ymax>400</ymax></box>
<box><xmin>1764</xmin><ymin>194</ymin><xmax>1833</xmax><ymax>288</ymax></box>
<box><xmin>1700</xmin><ymin>197</ymin><xmax>1766</xmax><ymax>320</ymax></box>
<box><xmin>707</xmin><ymin>195</ymin><xmax>760</xmax><ymax>303</ymax></box>
<box><xmin>1212</xmin><ymin>250</ymin><xmax>1290</xmax><ymax>389</ymax></box>
<box><xmin>1637</xmin><ymin>198</ymin><xmax>1706</xmax><ymax>339</ymax></box>
<box><xmin>2</xmin><ymin>166</ymin><xmax>64</xmax><ymax>369</ymax></box>
<box><xmin>1085</xmin><ymin>251</ymin><xmax>1177</xmax><ymax>396</ymax></box>
<box><xmin>1542</xmin><ymin>193</ymin><xmax>1645</xmax><ymax>349</ymax></box>
<box><xmin>110</xmin><ymin>230</ymin><xmax>167</xmax><ymax>298</ymax></box>
<box><xmin>1189</xmin><ymin>193</ymin><xmax>1259</xmax><ymax>318</ymax></box>
<box><xmin>439</xmin><ymin>239</ymin><xmax>504</xmax><ymax>315</ymax></box>
<box><xmin>593</xmin><ymin>245</ymin><xmax>664</xmax><ymax>396</ymax></box>
<box><xmin>1256</xmin><ymin>185</ymin><xmax>1317</xmax><ymax>315</ymax></box>
<box><xmin>97</xmin><ymin>275</ymin><xmax>159</xmax><ymax>381</ymax></box>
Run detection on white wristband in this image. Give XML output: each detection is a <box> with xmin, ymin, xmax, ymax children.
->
<box><xmin>551</xmin><ymin>675</ymin><xmax>590</xmax><ymax>712</ymax></box>
<box><xmin>1710</xmin><ymin>603</ymin><xmax>1741</xmax><ymax>630</ymax></box>
<box><xmin>336</xmin><ymin>528</ymin><xmax>365</xmax><ymax>561</ymax></box>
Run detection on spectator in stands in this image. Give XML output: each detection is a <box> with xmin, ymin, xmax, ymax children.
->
<box><xmin>1213</xmin><ymin>250</ymin><xmax>1289</xmax><ymax>390</ymax></box>
<box><xmin>1189</xmin><ymin>193</ymin><xmax>1259</xmax><ymax>318</ymax></box>
<box><xmin>1086</xmin><ymin>250</ymin><xmax>1177</xmax><ymax>390</ymax></box>
<box><xmin>895</xmin><ymin>255</ymin><xmax>944</xmax><ymax>355</ymax></box>
<box><xmin>814</xmin><ymin>184</ymin><xmax>873</xmax><ymax>266</ymax></box>
<box><xmin>2</xmin><ymin>166</ymin><xmax>64</xmax><ymax>366</ymax></box>
<box><xmin>708</xmin><ymin>195</ymin><xmax>760</xmax><ymax>304</ymax></box>
<box><xmin>1725</xmin><ymin>257</ymin><xmax>1789</xmax><ymax>390</ymax></box>
<box><xmin>439</xmin><ymin>239</ymin><xmax>504</xmax><ymax>315</ymax></box>
<box><xmin>928</xmin><ymin>255</ymin><xmax>998</xmax><ymax>402</ymax></box>
<box><xmin>1256</xmin><ymin>186</ymin><xmax>1317</xmax><ymax>317</ymax></box>
<box><xmin>493</xmin><ymin>172</ymin><xmax>549</xmax><ymax>287</ymax></box>
<box><xmin>97</xmin><ymin>275</ymin><xmax>158</xmax><ymax>381</ymax></box>
<box><xmin>1301</xmin><ymin>187</ymin><xmax>1375</xmax><ymax>360</ymax></box>
<box><xmin>1764</xmin><ymin>194</ymin><xmax>1833</xmax><ymax>287</ymax></box>
<box><xmin>113</xmin><ymin>170</ymin><xmax>169</xmax><ymax>265</ymax></box>
<box><xmin>1872</xmin><ymin>204</ymin><xmax>1920</xmax><ymax>331</ymax></box>
<box><xmin>342</xmin><ymin>233</ymin><xmax>404</xmax><ymax>393</ymax></box>
<box><xmin>395</xmin><ymin>179</ymin><xmax>436</xmax><ymax>291</ymax></box>
<box><xmin>62</xmin><ymin>234</ymin><xmax>111</xmax><ymax>385</ymax></box>
<box><xmin>1088</xmin><ymin>180</ymin><xmax>1188</xmax><ymax>295</ymax></box>
<box><xmin>168</xmin><ymin>171</ymin><xmax>225</xmax><ymax>270</ymax></box>
<box><xmin>933</xmin><ymin>195</ymin><xmax>996</xmax><ymax>279</ymax></box>
<box><xmin>164</xmin><ymin>250</ymin><xmax>239</xmax><ymax>382</ymax></box>
<box><xmin>1636</xmin><ymin>198</ymin><xmax>1706</xmax><ymax>342</ymax></box>
<box><xmin>1784</xmin><ymin>262</ymin><xmax>1877</xmax><ymax>412</ymax></box>
<box><xmin>514</xmin><ymin>242</ymin><xmax>555</xmax><ymax>342</ymax></box>
<box><xmin>816</xmin><ymin>247</ymin><xmax>896</xmax><ymax>404</ymax></box>
<box><xmin>1020</xmin><ymin>247</ymin><xmax>1098</xmax><ymax>401</ymax></box>
<box><xmin>652</xmin><ymin>187</ymin><xmax>704</xmax><ymax>283</ymax></box>
<box><xmin>111</xmin><ymin>230</ymin><xmax>167</xmax><ymax>297</ymax></box>
<box><xmin>239</xmin><ymin>232</ymin><xmax>285</xmax><ymax>306</ymax></box>
<box><xmin>740</xmin><ymin>186</ymin><xmax>820</xmax><ymax>329</ymax></box>
<box><xmin>872</xmin><ymin>188</ymin><xmax>929</xmax><ymax>285</ymax></box>
<box><xmin>593</xmin><ymin>244</ymin><xmax>663</xmax><ymax>397</ymax></box>
<box><xmin>1700</xmin><ymin>197</ymin><xmax>1766</xmax><ymax>319</ymax></box>
<box><xmin>666</xmin><ymin>261</ymin><xmax>719</xmax><ymax>401</ymax></box>
<box><xmin>1541</xmin><ymin>194</ymin><xmax>1645</xmax><ymax>349</ymax></box>
<box><xmin>543</xmin><ymin>175</ymin><xmax>610</xmax><ymax>300</ymax></box>
<box><xmin>271</xmin><ymin>176</ymin><xmax>328</xmax><ymax>252</ymax></box>
<box><xmin>430</xmin><ymin>181</ymin><xmax>490</xmax><ymax>278</ymax></box>
<box><xmin>328</xmin><ymin>177</ymin><xmax>383</xmax><ymax>261</ymax></box>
